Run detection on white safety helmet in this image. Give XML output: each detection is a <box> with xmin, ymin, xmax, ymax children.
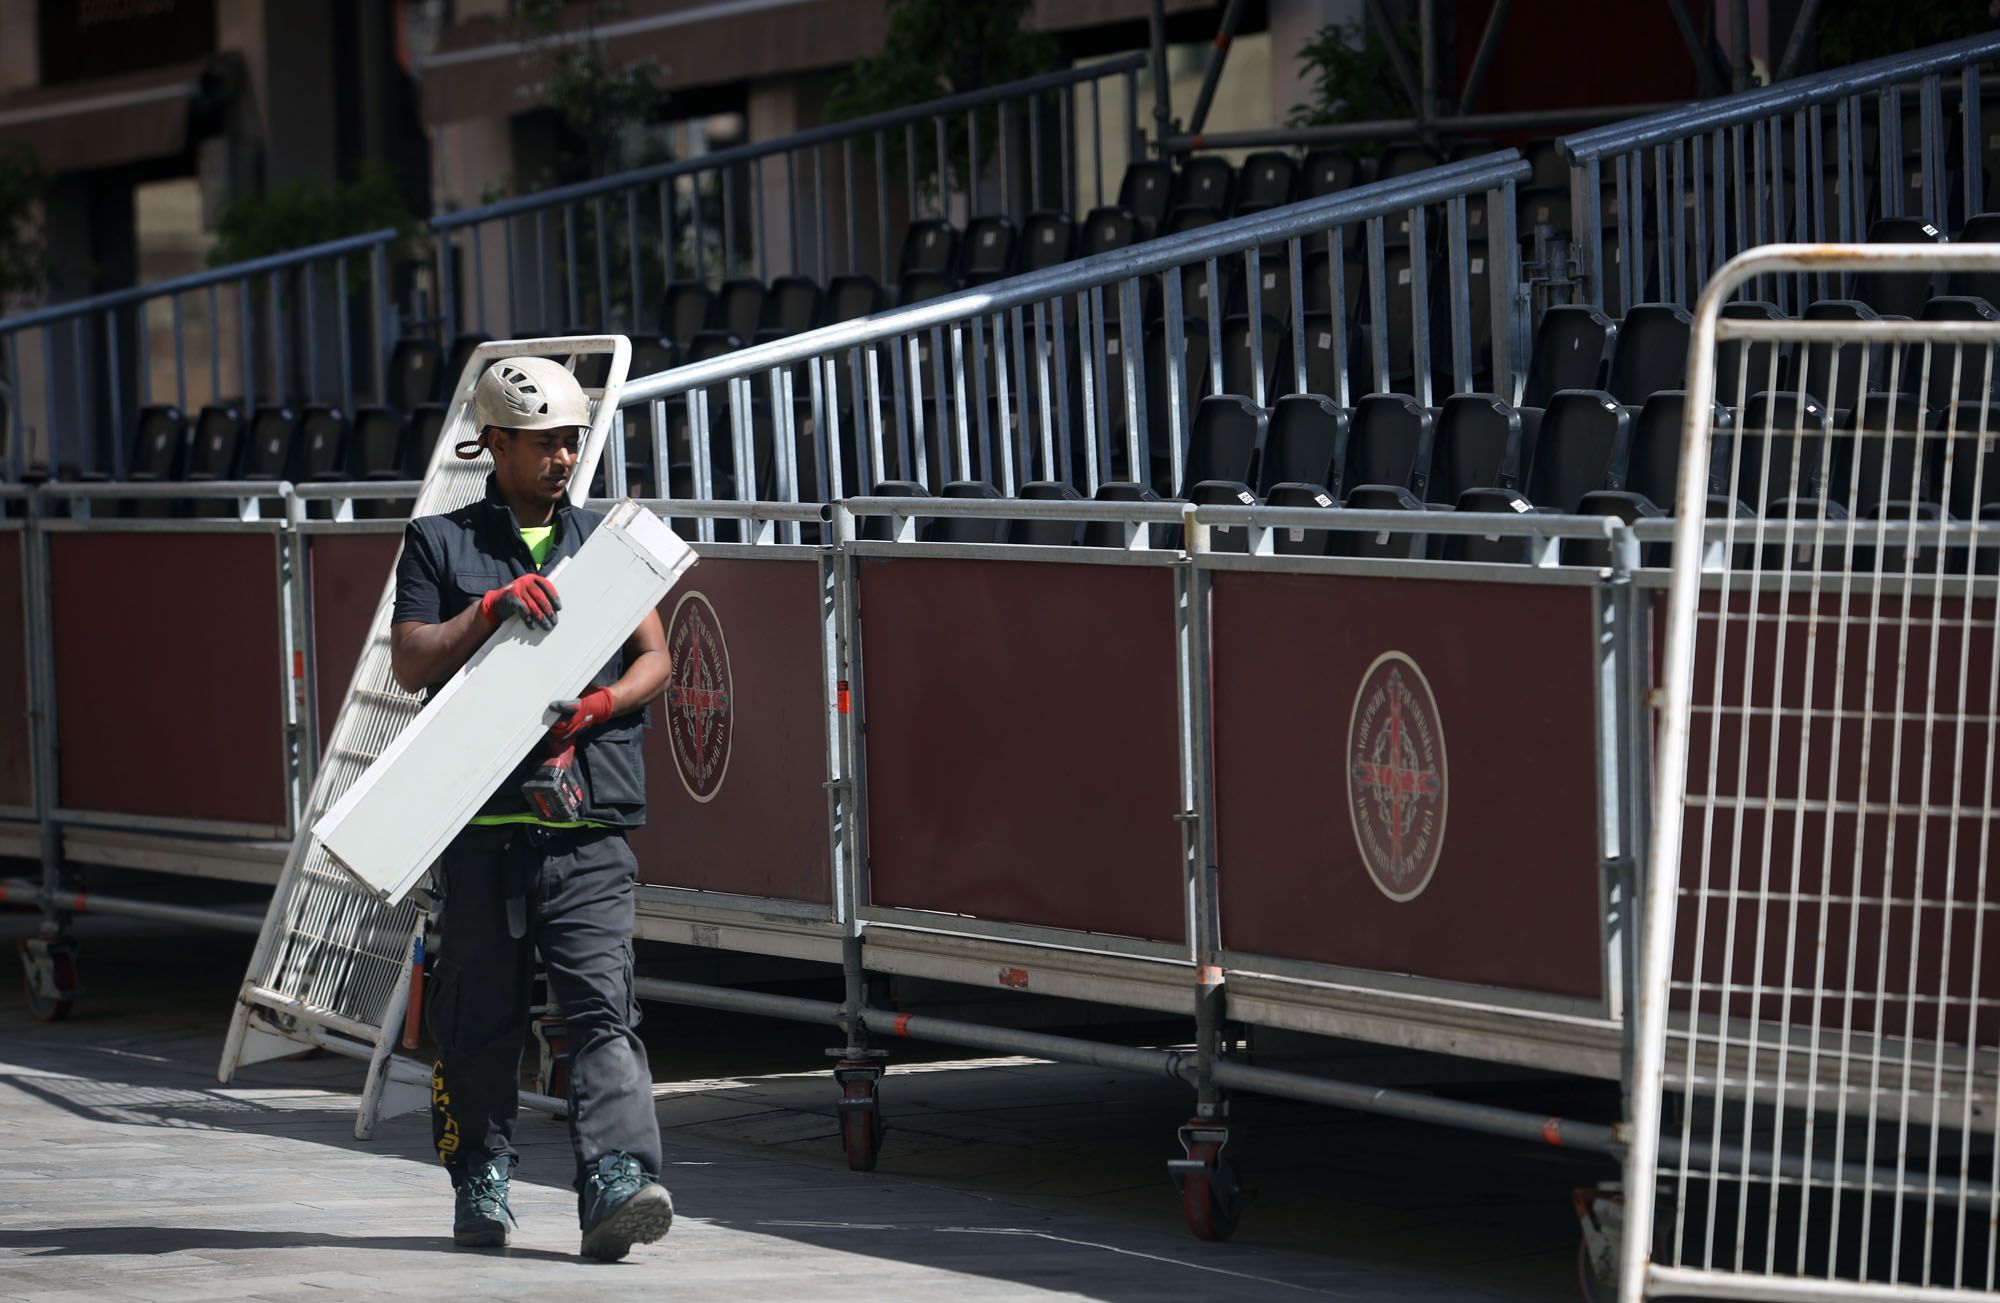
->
<box><xmin>473</xmin><ymin>355</ymin><xmax>591</xmax><ymax>432</ymax></box>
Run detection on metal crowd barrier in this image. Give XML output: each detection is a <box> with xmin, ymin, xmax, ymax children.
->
<box><xmin>429</xmin><ymin>55</ymin><xmax>1149</xmax><ymax>342</ymax></box>
<box><xmin>1624</xmin><ymin>245</ymin><xmax>2000</xmax><ymax>1301</ymax></box>
<box><xmin>1560</xmin><ymin>32</ymin><xmax>2000</xmax><ymax>316</ymax></box>
<box><xmin>0</xmin><ymin>231</ymin><xmax>403</xmax><ymax>482</ymax></box>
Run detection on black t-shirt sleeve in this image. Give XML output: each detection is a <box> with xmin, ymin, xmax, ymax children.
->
<box><xmin>392</xmin><ymin>522</ymin><xmax>446</xmax><ymax>626</ymax></box>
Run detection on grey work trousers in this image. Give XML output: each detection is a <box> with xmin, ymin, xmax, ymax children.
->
<box><xmin>426</xmin><ymin>822</ymin><xmax>662</xmax><ymax>1197</ymax></box>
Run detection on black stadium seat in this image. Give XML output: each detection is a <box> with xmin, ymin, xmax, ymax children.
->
<box><xmin>1715</xmin><ymin>300</ymin><xmax>1793</xmax><ymax>404</ymax></box>
<box><xmin>1220</xmin><ymin>314</ymin><xmax>1284</xmax><ymax>403</ymax></box>
<box><xmin>296</xmin><ymin>405</ymin><xmax>349</xmax><ymax>481</ymax></box>
<box><xmin>1300</xmin><ymin>148</ymin><xmax>1363</xmax><ymax>198</ymax></box>
<box><xmin>1009</xmin><ymin>480</ymin><xmax>1085</xmax><ymax>547</ymax></box>
<box><xmin>1827</xmin><ymin>394</ymin><xmax>1940</xmax><ymax>516</ymax></box>
<box><xmin>713</xmin><ymin>277</ymin><xmax>766</xmax><ymax>343</ymax></box>
<box><xmin>1163</xmin><ymin>206</ymin><xmax>1221</xmax><ymax>236</ymax></box>
<box><xmin>961</xmin><ymin>215</ymin><xmax>1019</xmax><ymax>285</ymax></box>
<box><xmin>126</xmin><ymin>405</ymin><xmax>186</xmax><ymax>481</ymax></box>
<box><xmin>1082</xmin><ymin>479</ymin><xmax>1165</xmax><ymax>548</ymax></box>
<box><xmin>1079</xmin><ymin>206</ymin><xmax>1143</xmax><ymax>257</ymax></box>
<box><xmin>1801</xmin><ymin>299</ymin><xmax>1886</xmax><ymax>414</ymax></box>
<box><xmin>1857</xmin><ymin>217</ymin><xmax>1947</xmax><ymax>317</ymax></box>
<box><xmin>1179</xmin><ymin>393</ymin><xmax>1266</xmax><ymax>499</ymax></box>
<box><xmin>1174</xmin><ymin>157</ymin><xmax>1235</xmax><ymax>216</ymax></box>
<box><xmin>1626</xmin><ymin>391</ymin><xmax>1735</xmax><ymax>514</ymax></box>
<box><xmin>1918</xmin><ymin>296</ymin><xmax>2000</xmax><ymax>407</ymax></box>
<box><xmin>1118</xmin><ymin>160</ymin><xmax>1175</xmax><ymax>232</ymax></box>
<box><xmin>1430</xmin><ymin>392</ymin><xmax>1527</xmax><ymax>503</ymax></box>
<box><xmin>1263</xmin><ymin>482</ymin><xmax>1342</xmax><ymax>556</ymax></box>
<box><xmin>1606</xmin><ymin>303</ymin><xmax>1694</xmax><ymax>405</ymax></box>
<box><xmin>1950</xmin><ymin>213</ymin><xmax>2000</xmax><ymax>304</ymax></box>
<box><xmin>898</xmin><ymin>219</ymin><xmax>960</xmax><ymax>280</ymax></box>
<box><xmin>1738</xmin><ymin>391</ymin><xmax>1831</xmax><ymax>510</ymax></box>
<box><xmin>1378</xmin><ymin>142</ymin><xmax>1441</xmax><ymax>179</ymax></box>
<box><xmin>758</xmin><ymin>276</ymin><xmax>823</xmax><ymax>339</ymax></box>
<box><xmin>409</xmin><ymin>404</ymin><xmax>449</xmax><ymax>472</ymax></box>
<box><xmin>1344</xmin><ymin>484</ymin><xmax>1429</xmax><ymax>559</ymax></box>
<box><xmin>385</xmin><ymin>337</ymin><xmax>444</xmax><ymax>412</ymax></box>
<box><xmin>1444</xmin><ymin>487</ymin><xmax>1538</xmax><ymax>564</ymax></box>
<box><xmin>1529</xmin><ymin>390</ymin><xmax>1632</xmax><ymax>512</ymax></box>
<box><xmin>1524</xmin><ymin>305</ymin><xmax>1618</xmax><ymax>407</ymax></box>
<box><xmin>1260</xmin><ymin>393</ymin><xmax>1348</xmax><ymax>498</ymax></box>
<box><xmin>660</xmin><ymin>281</ymin><xmax>715</xmax><ymax>348</ymax></box>
<box><xmin>1020</xmin><ymin>212</ymin><xmax>1076</xmax><ymax>271</ymax></box>
<box><xmin>349</xmin><ymin>406</ymin><xmax>409</xmax><ymax>478</ymax></box>
<box><xmin>823</xmin><ymin>274</ymin><xmax>886</xmax><ymax>325</ymax></box>
<box><xmin>1234</xmin><ymin>152</ymin><xmax>1298</xmax><ymax>213</ymax></box>
<box><xmin>242</xmin><ymin>405</ymin><xmax>300</xmax><ymax>481</ymax></box>
<box><xmin>1346</xmin><ymin>393</ymin><xmax>1437</xmax><ymax>500</ymax></box>
<box><xmin>183</xmin><ymin>404</ymin><xmax>246</xmax><ymax>482</ymax></box>
<box><xmin>929</xmin><ymin>479</ymin><xmax>1008</xmax><ymax>544</ymax></box>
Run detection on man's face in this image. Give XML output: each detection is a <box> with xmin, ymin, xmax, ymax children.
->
<box><xmin>489</xmin><ymin>425</ymin><xmax>582</xmax><ymax>504</ymax></box>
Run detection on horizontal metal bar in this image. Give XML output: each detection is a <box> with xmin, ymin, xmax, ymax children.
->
<box><xmin>1646</xmin><ymin>1264</ymin><xmax>1979</xmax><ymax>1301</ymax></box>
<box><xmin>626</xmin><ymin>497</ymin><xmax>832</xmax><ymax>523</ymax></box>
<box><xmin>0</xmin><ymin>231</ymin><xmax>398</xmax><ymax>334</ymax></box>
<box><xmin>289</xmin><ymin>481</ymin><xmax>422</xmax><ymax>501</ymax></box>
<box><xmin>621</xmin><ymin>154</ymin><xmax>1529</xmax><ymax>405</ymax></box>
<box><xmin>1197</xmin><ymin>505</ymin><xmax>1623</xmax><ymax>539</ymax></box>
<box><xmin>0</xmin><ymin>878</ymin><xmax>264</xmax><ymax>935</ymax></box>
<box><xmin>1721</xmin><ymin>316</ymin><xmax>2000</xmax><ymax>341</ymax></box>
<box><xmin>37</xmin><ymin>480</ymin><xmax>293</xmax><ymax>501</ymax></box>
<box><xmin>1168</xmin><ymin>102</ymin><xmax>1687</xmax><ymax>150</ymax></box>
<box><xmin>844</xmin><ymin>495</ymin><xmax>1189</xmax><ymax>524</ymax></box>
<box><xmin>1563</xmin><ymin>31</ymin><xmax>2000</xmax><ymax>163</ymax></box>
<box><xmin>430</xmin><ymin>56</ymin><xmax>1147</xmax><ymax>230</ymax></box>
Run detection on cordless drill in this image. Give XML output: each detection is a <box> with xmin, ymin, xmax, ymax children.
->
<box><xmin>521</xmin><ymin>738</ymin><xmax>585</xmax><ymax>822</ymax></box>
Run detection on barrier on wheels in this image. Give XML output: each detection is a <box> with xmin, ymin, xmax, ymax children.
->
<box><xmin>1624</xmin><ymin>245</ymin><xmax>2000</xmax><ymax>1301</ymax></box>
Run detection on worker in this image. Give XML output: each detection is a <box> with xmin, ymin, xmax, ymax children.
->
<box><xmin>388</xmin><ymin>355</ymin><xmax>675</xmax><ymax>1261</ymax></box>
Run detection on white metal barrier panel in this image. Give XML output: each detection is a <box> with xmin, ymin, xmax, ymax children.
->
<box><xmin>1626</xmin><ymin>245</ymin><xmax>2000</xmax><ymax>1300</ymax></box>
<box><xmin>218</xmin><ymin>338</ymin><xmax>630</xmax><ymax>1129</ymax></box>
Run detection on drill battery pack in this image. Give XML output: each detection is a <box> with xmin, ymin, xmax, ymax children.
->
<box><xmin>521</xmin><ymin>744</ymin><xmax>585</xmax><ymax>822</ymax></box>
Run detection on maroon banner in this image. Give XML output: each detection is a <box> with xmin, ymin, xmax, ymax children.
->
<box><xmin>0</xmin><ymin>531</ymin><xmax>29</xmax><ymax>808</ymax></box>
<box><xmin>1211</xmin><ymin>572</ymin><xmax>1604</xmax><ymax>1000</ymax></box>
<box><xmin>857</xmin><ymin>558</ymin><xmax>1186</xmax><ymax>943</ymax></box>
<box><xmin>628</xmin><ymin>558</ymin><xmax>832</xmax><ymax>905</ymax></box>
<box><xmin>308</xmin><ymin>533</ymin><xmax>401</xmax><ymax>757</ymax></box>
<box><xmin>1674</xmin><ymin>590</ymin><xmax>2000</xmax><ymax>1047</ymax></box>
<box><xmin>49</xmin><ymin>532</ymin><xmax>286</xmax><ymax>828</ymax></box>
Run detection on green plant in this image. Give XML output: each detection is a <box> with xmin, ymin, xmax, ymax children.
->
<box><xmin>515</xmin><ymin>0</ymin><xmax>666</xmax><ymax>182</ymax></box>
<box><xmin>1287</xmin><ymin>18</ymin><xmax>1414</xmax><ymax>157</ymax></box>
<box><xmin>822</xmin><ymin>0</ymin><xmax>1058</xmax><ymax>195</ymax></box>
<box><xmin>1818</xmin><ymin>0</ymin><xmax>1992</xmax><ymax>68</ymax></box>
<box><xmin>0</xmin><ymin>146</ymin><xmax>48</xmax><ymax>302</ymax></box>
<box><xmin>208</xmin><ymin>164</ymin><xmax>423</xmax><ymax>265</ymax></box>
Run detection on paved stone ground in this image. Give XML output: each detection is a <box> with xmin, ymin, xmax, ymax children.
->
<box><xmin>0</xmin><ymin>886</ymin><xmax>1615</xmax><ymax>1301</ymax></box>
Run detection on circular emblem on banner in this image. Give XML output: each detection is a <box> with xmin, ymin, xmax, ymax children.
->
<box><xmin>1346</xmin><ymin>651</ymin><xmax>1448</xmax><ymax>902</ymax></box>
<box><xmin>665</xmin><ymin>591</ymin><xmax>734</xmax><ymax>802</ymax></box>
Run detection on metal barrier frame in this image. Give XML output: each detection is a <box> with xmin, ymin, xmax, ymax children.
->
<box><xmin>1625</xmin><ymin>243</ymin><xmax>2000</xmax><ymax>1302</ymax></box>
<box><xmin>1560</xmin><ymin>32</ymin><xmax>2000</xmax><ymax>315</ymax></box>
<box><xmin>429</xmin><ymin>57</ymin><xmax>1151</xmax><ymax>342</ymax></box>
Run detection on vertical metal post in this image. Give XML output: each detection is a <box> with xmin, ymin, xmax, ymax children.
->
<box><xmin>1186</xmin><ymin>0</ymin><xmax>1246</xmax><ymax>139</ymax></box>
<box><xmin>22</xmin><ymin>490</ymin><xmax>64</xmax><ymax>943</ymax></box>
<box><xmin>1146</xmin><ymin>0</ymin><xmax>1173</xmax><ymax>154</ymax></box>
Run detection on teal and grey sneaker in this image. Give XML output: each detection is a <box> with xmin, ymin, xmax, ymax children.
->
<box><xmin>453</xmin><ymin>1158</ymin><xmax>515</xmax><ymax>1248</ymax></box>
<box><xmin>578</xmin><ymin>1152</ymin><xmax>674</xmax><ymax>1261</ymax></box>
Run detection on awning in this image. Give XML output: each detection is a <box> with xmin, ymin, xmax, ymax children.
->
<box><xmin>419</xmin><ymin>0</ymin><xmax>1209</xmax><ymax>127</ymax></box>
<box><xmin>0</xmin><ymin>59</ymin><xmax>209</xmax><ymax>174</ymax></box>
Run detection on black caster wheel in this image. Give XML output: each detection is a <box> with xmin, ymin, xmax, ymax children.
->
<box><xmin>19</xmin><ymin>938</ymin><xmax>77</xmax><ymax>1024</ymax></box>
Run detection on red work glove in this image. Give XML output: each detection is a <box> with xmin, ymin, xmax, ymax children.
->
<box><xmin>549</xmin><ymin>687</ymin><xmax>616</xmax><ymax>740</ymax></box>
<box><xmin>480</xmin><ymin>573</ymin><xmax>560</xmax><ymax>631</ymax></box>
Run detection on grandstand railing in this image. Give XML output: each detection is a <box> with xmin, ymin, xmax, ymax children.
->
<box><xmin>612</xmin><ymin>151</ymin><xmax>1531</xmax><ymax>524</ymax></box>
<box><xmin>1561</xmin><ymin>31</ymin><xmax>2000</xmax><ymax>316</ymax></box>
<box><xmin>427</xmin><ymin>55</ymin><xmax>1149</xmax><ymax>342</ymax></box>
<box><xmin>0</xmin><ymin>230</ymin><xmax>402</xmax><ymax>483</ymax></box>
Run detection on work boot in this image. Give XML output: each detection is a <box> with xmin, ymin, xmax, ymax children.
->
<box><xmin>453</xmin><ymin>1157</ymin><xmax>515</xmax><ymax>1248</ymax></box>
<box><xmin>578</xmin><ymin>1151</ymin><xmax>674</xmax><ymax>1261</ymax></box>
